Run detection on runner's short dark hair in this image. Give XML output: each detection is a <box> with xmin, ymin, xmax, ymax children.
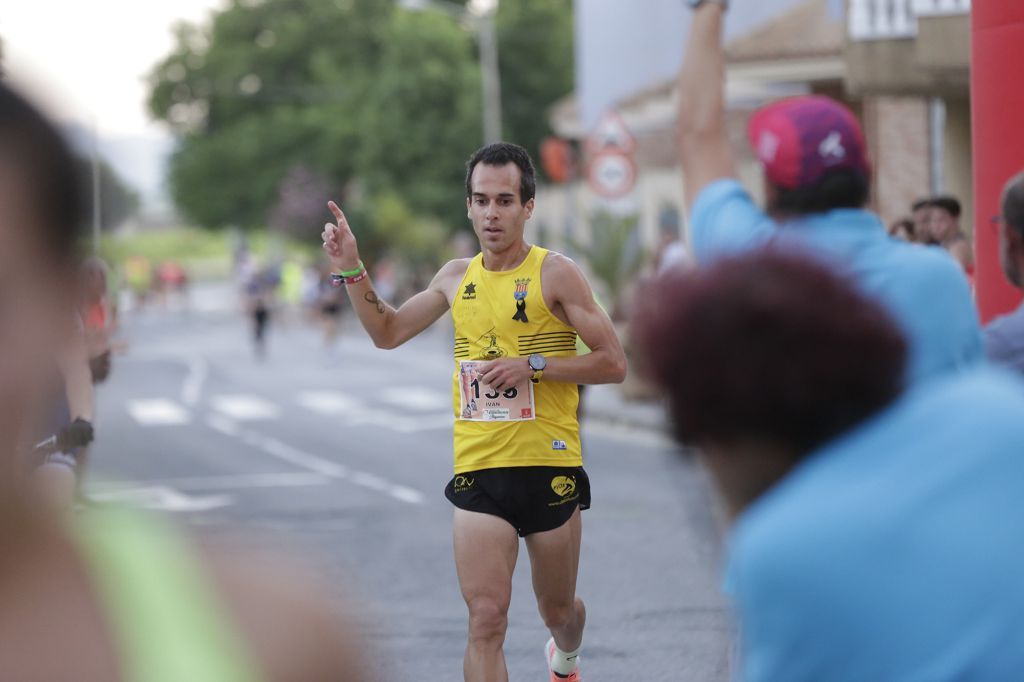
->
<box><xmin>930</xmin><ymin>195</ymin><xmax>961</xmax><ymax>219</ymax></box>
<box><xmin>632</xmin><ymin>249</ymin><xmax>907</xmax><ymax>458</ymax></box>
<box><xmin>0</xmin><ymin>82</ymin><xmax>84</xmax><ymax>262</ymax></box>
<box><xmin>1003</xmin><ymin>171</ymin><xmax>1024</xmax><ymax>237</ymax></box>
<box><xmin>465</xmin><ymin>142</ymin><xmax>536</xmax><ymax>205</ymax></box>
<box><xmin>770</xmin><ymin>168</ymin><xmax>870</xmax><ymax>217</ymax></box>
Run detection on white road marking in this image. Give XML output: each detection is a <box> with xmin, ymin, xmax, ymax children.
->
<box><xmin>203</xmin><ymin>417</ymin><xmax>424</xmax><ymax>505</ymax></box>
<box><xmin>93</xmin><ymin>471</ymin><xmax>331</xmax><ymax>493</ymax></box>
<box><xmin>181</xmin><ymin>355</ymin><xmax>208</xmax><ymax>407</ymax></box>
<box><xmin>127</xmin><ymin>399</ymin><xmax>191</xmax><ymax>426</ymax></box>
<box><xmin>211</xmin><ymin>394</ymin><xmax>280</xmax><ymax>421</ymax></box>
<box><xmin>297</xmin><ymin>390</ymin><xmax>359</xmax><ymax>415</ymax></box>
<box><xmin>91</xmin><ymin>485</ymin><xmax>232</xmax><ymax>512</ymax></box>
<box><xmin>378</xmin><ymin>386</ymin><xmax>451</xmax><ymax>411</ymax></box>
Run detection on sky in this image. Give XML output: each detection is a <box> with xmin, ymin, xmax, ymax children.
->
<box><xmin>0</xmin><ymin>0</ymin><xmax>225</xmax><ymax>203</ymax></box>
<box><xmin>1</xmin><ymin>0</ymin><xmax>222</xmax><ymax>137</ymax></box>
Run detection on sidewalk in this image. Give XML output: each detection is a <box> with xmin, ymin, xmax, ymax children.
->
<box><xmin>582</xmin><ymin>383</ymin><xmax>668</xmax><ymax>432</ymax></box>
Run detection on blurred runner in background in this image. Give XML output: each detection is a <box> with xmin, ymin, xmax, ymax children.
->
<box><xmin>0</xmin><ymin>80</ymin><xmax>366</xmax><ymax>681</ymax></box>
<box><xmin>634</xmin><ymin>249</ymin><xmax>1024</xmax><ymax>682</ymax></box>
<box><xmin>316</xmin><ymin>265</ymin><xmax>346</xmax><ymax>354</ymax></box>
<box><xmin>244</xmin><ymin>264</ymin><xmax>277</xmax><ymax>360</ymax></box>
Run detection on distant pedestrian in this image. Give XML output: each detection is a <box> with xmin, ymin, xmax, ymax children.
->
<box><xmin>676</xmin><ymin>1</ymin><xmax>981</xmax><ymax>384</ymax></box>
<box><xmin>634</xmin><ymin>249</ymin><xmax>1024</xmax><ymax>682</ymax></box>
<box><xmin>887</xmin><ymin>218</ymin><xmax>915</xmax><ymax>242</ymax></box>
<box><xmin>911</xmin><ymin>198</ymin><xmax>932</xmax><ymax>244</ymax></box>
<box><xmin>984</xmin><ymin>169</ymin><xmax>1024</xmax><ymax>374</ymax></box>
<box><xmin>244</xmin><ymin>266</ymin><xmax>276</xmax><ymax>359</ymax></box>
<box><xmin>922</xmin><ymin>195</ymin><xmax>974</xmax><ymax>272</ymax></box>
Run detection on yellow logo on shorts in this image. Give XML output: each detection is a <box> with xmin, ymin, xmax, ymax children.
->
<box><xmin>551</xmin><ymin>475</ymin><xmax>576</xmax><ymax>498</ymax></box>
<box><xmin>454</xmin><ymin>475</ymin><xmax>475</xmax><ymax>492</ymax></box>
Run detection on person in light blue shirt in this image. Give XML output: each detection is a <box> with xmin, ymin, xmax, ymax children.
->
<box><xmin>984</xmin><ymin>169</ymin><xmax>1024</xmax><ymax>375</ymax></box>
<box><xmin>633</xmin><ymin>248</ymin><xmax>1024</xmax><ymax>682</ymax></box>
<box><xmin>677</xmin><ymin>0</ymin><xmax>981</xmax><ymax>384</ymax></box>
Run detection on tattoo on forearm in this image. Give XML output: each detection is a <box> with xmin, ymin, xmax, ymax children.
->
<box><xmin>364</xmin><ymin>291</ymin><xmax>387</xmax><ymax>315</ymax></box>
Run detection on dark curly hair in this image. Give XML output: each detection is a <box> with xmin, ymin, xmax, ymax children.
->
<box><xmin>632</xmin><ymin>249</ymin><xmax>907</xmax><ymax>457</ymax></box>
<box><xmin>465</xmin><ymin>142</ymin><xmax>536</xmax><ymax>205</ymax></box>
<box><xmin>0</xmin><ymin>82</ymin><xmax>85</xmax><ymax>262</ymax></box>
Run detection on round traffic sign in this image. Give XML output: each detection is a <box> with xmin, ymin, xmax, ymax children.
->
<box><xmin>587</xmin><ymin>149</ymin><xmax>637</xmax><ymax>199</ymax></box>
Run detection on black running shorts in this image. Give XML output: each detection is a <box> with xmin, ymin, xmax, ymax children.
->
<box><xmin>444</xmin><ymin>466</ymin><xmax>590</xmax><ymax>537</ymax></box>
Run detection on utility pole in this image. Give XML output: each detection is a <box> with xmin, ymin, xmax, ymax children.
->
<box><xmin>92</xmin><ymin>115</ymin><xmax>101</xmax><ymax>254</ymax></box>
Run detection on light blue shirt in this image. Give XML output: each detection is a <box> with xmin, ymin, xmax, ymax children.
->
<box><xmin>691</xmin><ymin>179</ymin><xmax>983</xmax><ymax>383</ymax></box>
<box><xmin>984</xmin><ymin>301</ymin><xmax>1024</xmax><ymax>376</ymax></box>
<box><xmin>729</xmin><ymin>367</ymin><xmax>1024</xmax><ymax>681</ymax></box>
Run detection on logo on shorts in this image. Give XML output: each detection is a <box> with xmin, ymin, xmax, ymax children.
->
<box><xmin>453</xmin><ymin>475</ymin><xmax>475</xmax><ymax>493</ymax></box>
<box><xmin>550</xmin><ymin>475</ymin><xmax>576</xmax><ymax>498</ymax></box>
<box><xmin>552</xmin><ymin>440</ymin><xmax>567</xmax><ymax>450</ymax></box>
<box><xmin>462</xmin><ymin>282</ymin><xmax>477</xmax><ymax>300</ymax></box>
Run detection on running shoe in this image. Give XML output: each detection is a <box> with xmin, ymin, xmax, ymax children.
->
<box><xmin>546</xmin><ymin>637</ymin><xmax>581</xmax><ymax>682</ymax></box>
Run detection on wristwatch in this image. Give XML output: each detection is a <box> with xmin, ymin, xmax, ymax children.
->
<box><xmin>688</xmin><ymin>0</ymin><xmax>728</xmax><ymax>9</ymax></box>
<box><xmin>528</xmin><ymin>353</ymin><xmax>546</xmax><ymax>382</ymax></box>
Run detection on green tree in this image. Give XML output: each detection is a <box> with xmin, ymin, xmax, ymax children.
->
<box><xmin>570</xmin><ymin>212</ymin><xmax>646</xmax><ymax>317</ymax></box>
<box><xmin>147</xmin><ymin>0</ymin><xmax>574</xmax><ymax>236</ymax></box>
<box><xmin>496</xmin><ymin>0</ymin><xmax>574</xmax><ymax>176</ymax></box>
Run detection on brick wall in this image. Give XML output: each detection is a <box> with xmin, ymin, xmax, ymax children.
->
<box><xmin>862</xmin><ymin>95</ymin><xmax>932</xmax><ymax>226</ymax></box>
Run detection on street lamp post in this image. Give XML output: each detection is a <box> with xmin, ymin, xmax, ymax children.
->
<box><xmin>398</xmin><ymin>0</ymin><xmax>503</xmax><ymax>145</ymax></box>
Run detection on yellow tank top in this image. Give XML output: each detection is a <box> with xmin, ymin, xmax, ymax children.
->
<box><xmin>450</xmin><ymin>245</ymin><xmax>581</xmax><ymax>473</ymax></box>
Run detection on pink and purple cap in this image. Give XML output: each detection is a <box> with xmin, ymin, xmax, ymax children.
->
<box><xmin>748</xmin><ymin>95</ymin><xmax>871</xmax><ymax>190</ymax></box>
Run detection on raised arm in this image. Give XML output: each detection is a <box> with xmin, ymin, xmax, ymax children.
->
<box><xmin>321</xmin><ymin>201</ymin><xmax>456</xmax><ymax>350</ymax></box>
<box><xmin>678</xmin><ymin>1</ymin><xmax>735</xmax><ymax>209</ymax></box>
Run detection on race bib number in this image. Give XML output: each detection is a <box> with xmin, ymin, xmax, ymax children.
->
<box><xmin>458</xmin><ymin>360</ymin><xmax>535</xmax><ymax>422</ymax></box>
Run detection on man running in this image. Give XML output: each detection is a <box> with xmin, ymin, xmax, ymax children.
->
<box><xmin>320</xmin><ymin>142</ymin><xmax>627</xmax><ymax>682</ymax></box>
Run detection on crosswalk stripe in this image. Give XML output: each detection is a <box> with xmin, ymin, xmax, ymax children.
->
<box><xmin>127</xmin><ymin>399</ymin><xmax>191</xmax><ymax>426</ymax></box>
<box><xmin>210</xmin><ymin>394</ymin><xmax>280</xmax><ymax>421</ymax></box>
<box><xmin>297</xmin><ymin>390</ymin><xmax>359</xmax><ymax>415</ymax></box>
<box><xmin>378</xmin><ymin>386</ymin><xmax>450</xmax><ymax>411</ymax></box>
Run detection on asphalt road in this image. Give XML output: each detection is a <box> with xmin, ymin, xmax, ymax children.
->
<box><xmin>87</xmin><ymin>301</ymin><xmax>732</xmax><ymax>682</ymax></box>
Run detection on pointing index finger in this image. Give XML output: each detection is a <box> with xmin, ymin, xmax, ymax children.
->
<box><xmin>327</xmin><ymin>201</ymin><xmax>345</xmax><ymax>222</ymax></box>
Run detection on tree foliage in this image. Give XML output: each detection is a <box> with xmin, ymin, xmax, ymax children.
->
<box><xmin>147</xmin><ymin>0</ymin><xmax>573</xmax><ymax>235</ymax></box>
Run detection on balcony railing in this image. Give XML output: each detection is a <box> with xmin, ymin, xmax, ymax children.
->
<box><xmin>849</xmin><ymin>0</ymin><xmax>917</xmax><ymax>40</ymax></box>
<box><xmin>849</xmin><ymin>0</ymin><xmax>970</xmax><ymax>41</ymax></box>
<box><xmin>912</xmin><ymin>0</ymin><xmax>970</xmax><ymax>16</ymax></box>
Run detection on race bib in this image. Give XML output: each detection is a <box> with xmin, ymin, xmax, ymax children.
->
<box><xmin>458</xmin><ymin>360</ymin><xmax>535</xmax><ymax>422</ymax></box>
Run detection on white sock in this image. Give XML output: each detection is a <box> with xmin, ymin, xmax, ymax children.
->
<box><xmin>549</xmin><ymin>641</ymin><xmax>582</xmax><ymax>676</ymax></box>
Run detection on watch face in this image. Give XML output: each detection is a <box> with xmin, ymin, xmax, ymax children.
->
<box><xmin>529</xmin><ymin>354</ymin><xmax>545</xmax><ymax>371</ymax></box>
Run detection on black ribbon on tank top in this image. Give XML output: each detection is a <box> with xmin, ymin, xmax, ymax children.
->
<box><xmin>513</xmin><ymin>298</ymin><xmax>529</xmax><ymax>323</ymax></box>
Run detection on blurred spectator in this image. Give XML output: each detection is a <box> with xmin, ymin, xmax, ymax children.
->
<box><xmin>911</xmin><ymin>198</ymin><xmax>932</xmax><ymax>242</ymax></box>
<box><xmin>887</xmin><ymin>218</ymin><xmax>915</xmax><ymax>242</ymax></box>
<box><xmin>676</xmin><ymin>4</ymin><xmax>981</xmax><ymax>384</ymax></box>
<box><xmin>922</xmin><ymin>195</ymin><xmax>974</xmax><ymax>272</ymax></box>
<box><xmin>0</xmin><ymin>78</ymin><xmax>366</xmax><ymax>682</ymax></box>
<box><xmin>633</xmin><ymin>249</ymin><xmax>1024</xmax><ymax>682</ymax></box>
<box><xmin>984</xmin><ymin>170</ymin><xmax>1024</xmax><ymax>374</ymax></box>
